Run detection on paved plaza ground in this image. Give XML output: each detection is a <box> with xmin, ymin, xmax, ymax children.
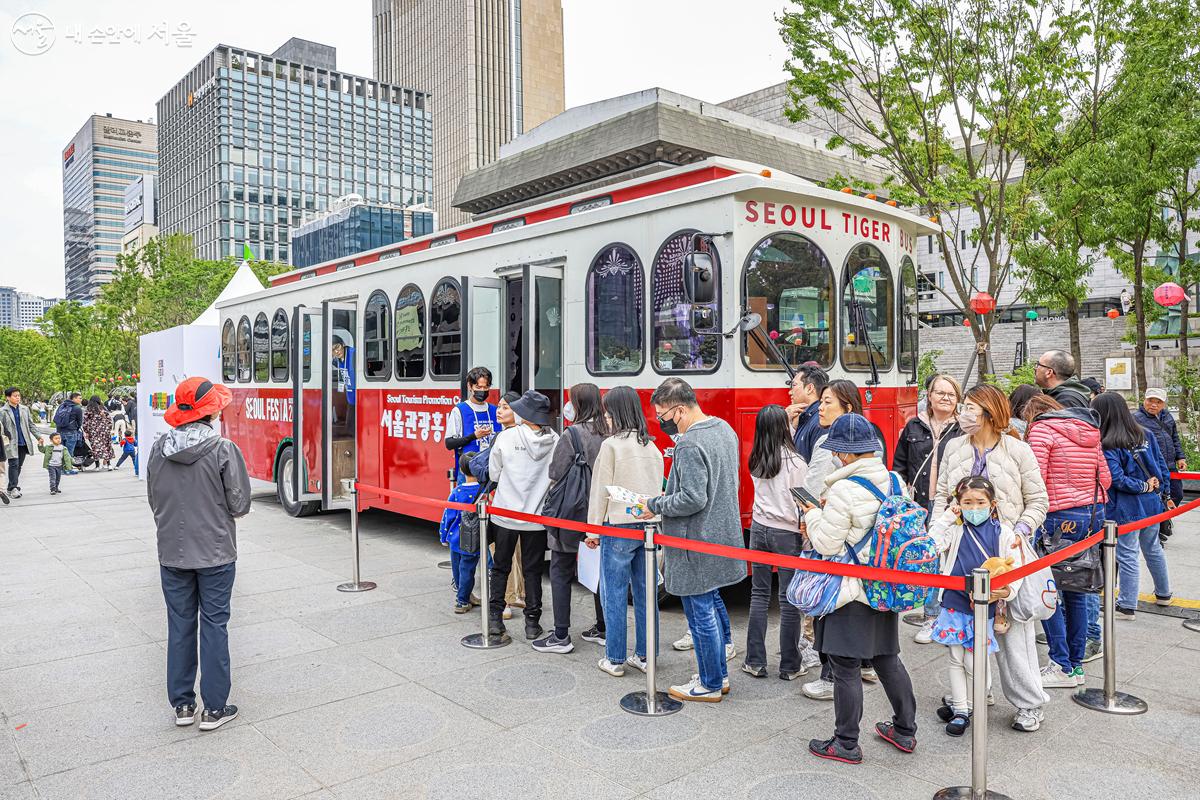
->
<box><xmin>2</xmin><ymin>466</ymin><xmax>1199</xmax><ymax>800</ymax></box>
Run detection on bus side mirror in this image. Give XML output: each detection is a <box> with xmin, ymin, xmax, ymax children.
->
<box><xmin>682</xmin><ymin>251</ymin><xmax>716</xmax><ymax>305</ymax></box>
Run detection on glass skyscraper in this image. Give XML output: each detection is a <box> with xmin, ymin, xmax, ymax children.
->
<box><xmin>156</xmin><ymin>40</ymin><xmax>433</xmax><ymax>263</ymax></box>
<box><xmin>291</xmin><ymin>200</ymin><xmax>434</xmax><ymax>268</ymax></box>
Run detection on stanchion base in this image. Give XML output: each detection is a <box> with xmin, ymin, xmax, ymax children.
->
<box><xmin>461</xmin><ymin>631</ymin><xmax>511</xmax><ymax>649</ymax></box>
<box><xmin>437</xmin><ymin>560</ymin><xmax>452</xmax><ymax>569</ymax></box>
<box><xmin>1072</xmin><ymin>688</ymin><xmax>1148</xmax><ymax>715</ymax></box>
<box><xmin>1183</xmin><ymin>618</ymin><xmax>1200</xmax><ymax>633</ymax></box>
<box><xmin>336</xmin><ymin>581</ymin><xmax>377</xmax><ymax>593</ymax></box>
<box><xmin>902</xmin><ymin>611</ymin><xmax>926</xmax><ymax>627</ymax></box>
<box><xmin>933</xmin><ymin>788</ymin><xmax>1012</xmax><ymax>800</ymax></box>
<box><xmin>620</xmin><ymin>690</ymin><xmax>683</xmax><ymax>717</ymax></box>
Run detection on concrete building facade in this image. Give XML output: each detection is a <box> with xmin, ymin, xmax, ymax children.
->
<box><xmin>0</xmin><ymin>287</ymin><xmax>62</xmax><ymax>331</ymax></box>
<box><xmin>156</xmin><ymin>40</ymin><xmax>432</xmax><ymax>263</ymax></box>
<box><xmin>372</xmin><ymin>0</ymin><xmax>565</xmax><ymax>228</ymax></box>
<box><xmin>62</xmin><ymin>115</ymin><xmax>157</xmax><ymax>300</ymax></box>
<box><xmin>290</xmin><ymin>196</ymin><xmax>435</xmax><ymax>268</ymax></box>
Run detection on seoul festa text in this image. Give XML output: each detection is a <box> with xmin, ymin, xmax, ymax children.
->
<box><xmin>243</xmin><ymin>397</ymin><xmax>292</xmax><ymax>423</ymax></box>
<box><xmin>381</xmin><ymin>408</ymin><xmax>445</xmax><ymax>442</ymax></box>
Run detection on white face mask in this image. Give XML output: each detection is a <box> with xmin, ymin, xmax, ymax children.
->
<box><xmin>563</xmin><ymin>402</ymin><xmax>576</xmax><ymax>423</ymax></box>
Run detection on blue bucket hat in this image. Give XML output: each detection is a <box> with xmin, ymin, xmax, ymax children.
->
<box><xmin>820</xmin><ymin>413</ymin><xmax>878</xmax><ymax>455</ymax></box>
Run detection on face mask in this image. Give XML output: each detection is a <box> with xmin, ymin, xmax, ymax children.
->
<box><xmin>563</xmin><ymin>402</ymin><xmax>576</xmax><ymax>423</ymax></box>
<box><xmin>962</xmin><ymin>507</ymin><xmax>991</xmax><ymax>526</ymax></box>
<box><xmin>472</xmin><ymin>390</ymin><xmax>489</xmax><ymax>403</ymax></box>
<box><xmin>657</xmin><ymin>410</ymin><xmax>679</xmax><ymax>438</ymax></box>
<box><xmin>958</xmin><ymin>409</ymin><xmax>983</xmax><ymax>436</ymax></box>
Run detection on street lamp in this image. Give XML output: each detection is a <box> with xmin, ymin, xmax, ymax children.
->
<box><xmin>1020</xmin><ymin>309</ymin><xmax>1038</xmax><ymax>367</ymax></box>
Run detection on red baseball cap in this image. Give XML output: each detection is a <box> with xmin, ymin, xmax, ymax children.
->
<box><xmin>164</xmin><ymin>376</ymin><xmax>233</xmax><ymax>428</ymax></box>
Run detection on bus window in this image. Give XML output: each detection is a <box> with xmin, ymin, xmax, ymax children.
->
<box><xmin>221</xmin><ymin>319</ymin><xmax>236</xmax><ymax>383</ymax></box>
<box><xmin>586</xmin><ymin>243</ymin><xmax>644</xmax><ymax>375</ymax></box>
<box><xmin>395</xmin><ymin>284</ymin><xmax>426</xmax><ymax>379</ymax></box>
<box><xmin>898</xmin><ymin>256</ymin><xmax>918</xmax><ymax>377</ymax></box>
<box><xmin>253</xmin><ymin>312</ymin><xmax>270</xmax><ymax>382</ymax></box>
<box><xmin>236</xmin><ymin>316</ymin><xmax>252</xmax><ymax>383</ymax></box>
<box><xmin>841</xmin><ymin>243</ymin><xmax>894</xmax><ymax>372</ymax></box>
<box><xmin>652</xmin><ymin>231</ymin><xmax>720</xmax><ymax>373</ymax></box>
<box><xmin>430</xmin><ymin>278</ymin><xmax>462</xmax><ymax>379</ymax></box>
<box><xmin>743</xmin><ymin>232</ymin><xmax>835</xmax><ymax>370</ymax></box>
<box><xmin>364</xmin><ymin>290</ymin><xmax>391</xmax><ymax>380</ymax></box>
<box><xmin>270</xmin><ymin>309</ymin><xmax>289</xmax><ymax>382</ymax></box>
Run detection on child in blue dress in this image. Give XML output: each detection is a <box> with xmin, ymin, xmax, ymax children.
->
<box><xmin>928</xmin><ymin>476</ymin><xmax>1023</xmax><ymax>736</ymax></box>
<box><xmin>440</xmin><ymin>453</ymin><xmax>484</xmax><ymax>613</ymax></box>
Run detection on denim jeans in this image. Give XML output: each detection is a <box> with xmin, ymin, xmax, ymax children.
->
<box><xmin>714</xmin><ymin>589</ymin><xmax>732</xmax><ymax>647</ymax></box>
<box><xmin>600</xmin><ymin>528</ymin><xmax>657</xmax><ymax>664</ymax></box>
<box><xmin>160</xmin><ymin>561</ymin><xmax>236</xmax><ymax>711</ymax></box>
<box><xmin>454</xmin><ymin>551</ymin><xmax>480</xmax><ymax>605</ymax></box>
<box><xmin>1042</xmin><ymin>590</ymin><xmax>1089</xmax><ymax>671</ymax></box>
<box><xmin>47</xmin><ymin>466</ymin><xmax>62</xmax><ymax>492</ymax></box>
<box><xmin>1086</xmin><ymin>594</ymin><xmax>1101</xmax><ymax>641</ymax></box>
<box><xmin>681</xmin><ymin>589</ymin><xmax>728</xmax><ymax>691</ymax></box>
<box><xmin>1116</xmin><ymin>522</ymin><xmax>1170</xmax><ymax>610</ymax></box>
<box><xmin>61</xmin><ymin>430</ymin><xmax>81</xmax><ymax>458</ymax></box>
<box><xmin>745</xmin><ymin>521</ymin><xmax>803</xmax><ymax>672</ymax></box>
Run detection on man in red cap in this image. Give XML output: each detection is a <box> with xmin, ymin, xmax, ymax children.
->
<box><xmin>147</xmin><ymin>376</ymin><xmax>251</xmax><ymax>731</ymax></box>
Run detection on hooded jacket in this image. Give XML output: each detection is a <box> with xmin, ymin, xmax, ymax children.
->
<box><xmin>1133</xmin><ymin>407</ymin><xmax>1185</xmax><ymax>466</ymax></box>
<box><xmin>488</xmin><ymin>422</ymin><xmax>559</xmax><ymax>530</ymax></box>
<box><xmin>1046</xmin><ymin>379</ymin><xmax>1092</xmax><ymax>409</ymax></box>
<box><xmin>1104</xmin><ymin>431</ymin><xmax>1171</xmax><ymax>525</ymax></box>
<box><xmin>147</xmin><ymin>422</ymin><xmax>252</xmax><ymax>569</ymax></box>
<box><xmin>1026</xmin><ymin>408</ymin><xmax>1112</xmax><ymax>512</ymax></box>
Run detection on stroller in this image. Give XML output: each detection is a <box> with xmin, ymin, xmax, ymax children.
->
<box><xmin>72</xmin><ymin>437</ymin><xmax>97</xmax><ymax>470</ymax></box>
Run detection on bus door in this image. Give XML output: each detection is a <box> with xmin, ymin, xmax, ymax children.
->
<box><xmin>525</xmin><ymin>264</ymin><xmax>564</xmax><ymax>431</ymax></box>
<box><xmin>462</xmin><ymin>277</ymin><xmax>505</xmax><ymax>399</ymax></box>
<box><xmin>292</xmin><ymin>305</ymin><xmax>324</xmax><ymax>508</ymax></box>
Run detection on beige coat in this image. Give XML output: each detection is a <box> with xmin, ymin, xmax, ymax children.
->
<box><xmin>931</xmin><ymin>434</ymin><xmax>1049</xmax><ymax>535</ymax></box>
<box><xmin>586</xmin><ymin>431</ymin><xmax>664</xmax><ymax>531</ymax></box>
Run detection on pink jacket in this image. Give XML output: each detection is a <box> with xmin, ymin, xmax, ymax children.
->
<box><xmin>1026</xmin><ymin>409</ymin><xmax>1112</xmax><ymax>512</ymax></box>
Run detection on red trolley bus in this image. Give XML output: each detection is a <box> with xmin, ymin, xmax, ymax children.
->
<box><xmin>216</xmin><ymin>157</ymin><xmax>938</xmax><ymax>522</ymax></box>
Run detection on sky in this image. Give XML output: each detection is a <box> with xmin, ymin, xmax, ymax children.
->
<box><xmin>0</xmin><ymin>0</ymin><xmax>792</xmax><ymax>298</ymax></box>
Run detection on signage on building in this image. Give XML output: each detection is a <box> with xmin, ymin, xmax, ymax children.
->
<box><xmin>189</xmin><ymin>76</ymin><xmax>217</xmax><ymax>107</ymax></box>
<box><xmin>62</xmin><ymin>142</ymin><xmax>75</xmax><ymax>170</ymax></box>
<box><xmin>102</xmin><ymin>125</ymin><xmax>143</xmax><ymax>144</ymax></box>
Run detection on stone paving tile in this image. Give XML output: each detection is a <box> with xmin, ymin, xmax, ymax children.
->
<box><xmin>250</xmin><ymin>581</ymin><xmax>399</xmax><ymax>619</ymax></box>
<box><xmin>0</xmin><ymin>593</ymin><xmax>122</xmax><ymax>631</ymax></box>
<box><xmin>0</xmin><ymin>615</ymin><xmax>151</xmax><ymax>671</ymax></box>
<box><xmin>30</xmin><ymin>725</ymin><xmax>321</xmax><ymax>800</ymax></box>
<box><xmin>232</xmin><ymin>563</ymin><xmax>346</xmax><ymax>597</ymax></box>
<box><xmin>0</xmin><ymin>576</ymin><xmax>97</xmax><ymax>609</ymax></box>
<box><xmin>296</xmin><ymin>595</ymin><xmax>453</xmax><ymax>645</ymax></box>
<box><xmin>0</xmin><ymin>720</ymin><xmax>28</xmax><ymax>786</ymax></box>
<box><xmin>0</xmin><ymin>784</ymin><xmax>36</xmax><ymax>800</ymax></box>
<box><xmin>361</xmin><ymin>564</ymin><xmax>464</xmax><ymax>600</ymax></box>
<box><xmin>257</xmin><ymin>682</ymin><xmax>503</xmax><ymax>786</ymax></box>
<box><xmin>325</xmin><ymin>735</ymin><xmax>637</xmax><ymax>800</ymax></box>
<box><xmin>0</xmin><ymin>642</ymin><xmax>164</xmax><ymax>716</ymax></box>
<box><xmin>349</xmin><ymin>622</ymin><xmax>523</xmax><ymax>682</ymax></box>
<box><xmin>227</xmin><ymin>618</ymin><xmax>338</xmax><ymax>669</ymax></box>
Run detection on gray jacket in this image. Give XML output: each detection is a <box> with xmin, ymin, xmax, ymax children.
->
<box><xmin>147</xmin><ymin>422</ymin><xmax>252</xmax><ymax>569</ymax></box>
<box><xmin>647</xmin><ymin>417</ymin><xmax>746</xmax><ymax>596</ymax></box>
<box><xmin>2</xmin><ymin>403</ymin><xmax>41</xmax><ymax>460</ymax></box>
<box><xmin>546</xmin><ymin>421</ymin><xmax>606</xmax><ymax>552</ymax></box>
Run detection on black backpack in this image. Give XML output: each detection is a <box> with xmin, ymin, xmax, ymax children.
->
<box><xmin>53</xmin><ymin>404</ymin><xmax>73</xmax><ymax>430</ymax></box>
<box><xmin>541</xmin><ymin>426</ymin><xmax>592</xmax><ymax>523</ymax></box>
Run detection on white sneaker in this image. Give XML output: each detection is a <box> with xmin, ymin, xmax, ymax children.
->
<box><xmin>668</xmin><ymin>674</ymin><xmax>721</xmax><ymax>703</ymax></box>
<box><xmin>673</xmin><ymin>630</ymin><xmax>694</xmax><ymax>651</ymax></box>
<box><xmin>1011</xmin><ymin>708</ymin><xmax>1043</xmax><ymax>732</ymax></box>
<box><xmin>860</xmin><ymin>666</ymin><xmax>878</xmax><ymax>683</ymax></box>
<box><xmin>801</xmin><ymin>650</ymin><xmax>821</xmax><ymax>671</ymax></box>
<box><xmin>914</xmin><ymin>619</ymin><xmax>935</xmax><ymax>644</ymax></box>
<box><xmin>722</xmin><ymin>675</ymin><xmax>730</xmax><ymax>695</ymax></box>
<box><xmin>598</xmin><ymin>658</ymin><xmax>625</xmax><ymax>677</ymax></box>
<box><xmin>725</xmin><ymin>642</ymin><xmax>737</xmax><ymax>662</ymax></box>
<box><xmin>802</xmin><ymin>678</ymin><xmax>835</xmax><ymax>700</ymax></box>
<box><xmin>626</xmin><ymin>654</ymin><xmax>648</xmax><ymax>674</ymax></box>
<box><xmin>1040</xmin><ymin>663</ymin><xmax>1076</xmax><ymax>689</ymax></box>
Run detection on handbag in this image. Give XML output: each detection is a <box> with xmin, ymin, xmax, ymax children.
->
<box><xmin>786</xmin><ymin>535</ymin><xmax>871</xmax><ymax>618</ymax></box>
<box><xmin>1006</xmin><ymin>533</ymin><xmax>1058</xmax><ymax>623</ymax></box>
<box><xmin>541</xmin><ymin>426</ymin><xmax>591</xmax><ymax>523</ymax></box>
<box><xmin>1034</xmin><ymin>470</ymin><xmax>1103</xmax><ymax>594</ymax></box>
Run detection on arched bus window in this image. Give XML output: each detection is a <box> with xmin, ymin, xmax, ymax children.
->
<box><xmin>252</xmin><ymin>312</ymin><xmax>270</xmax><ymax>382</ymax></box>
<box><xmin>364</xmin><ymin>290</ymin><xmax>391</xmax><ymax>380</ymax></box>
<box><xmin>236</xmin><ymin>316</ymin><xmax>252</xmax><ymax>382</ymax></box>
<box><xmin>429</xmin><ymin>278</ymin><xmax>462</xmax><ymax>379</ymax></box>
<box><xmin>270</xmin><ymin>309</ymin><xmax>289</xmax><ymax>382</ymax></box>
<box><xmin>743</xmin><ymin>232</ymin><xmax>835</xmax><ymax>370</ymax></box>
<box><xmin>841</xmin><ymin>243</ymin><xmax>895</xmax><ymax>373</ymax></box>
<box><xmin>395</xmin><ymin>283</ymin><xmax>426</xmax><ymax>379</ymax></box>
<box><xmin>898</xmin><ymin>255</ymin><xmax>919</xmax><ymax>378</ymax></box>
<box><xmin>652</xmin><ymin>231</ymin><xmax>720</xmax><ymax>373</ymax></box>
<box><xmin>221</xmin><ymin>319</ymin><xmax>236</xmax><ymax>383</ymax></box>
<box><xmin>586</xmin><ymin>243</ymin><xmax>644</xmax><ymax>375</ymax></box>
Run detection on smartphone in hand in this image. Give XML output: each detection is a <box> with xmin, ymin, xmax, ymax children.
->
<box><xmin>790</xmin><ymin>487</ymin><xmax>820</xmax><ymax>509</ymax></box>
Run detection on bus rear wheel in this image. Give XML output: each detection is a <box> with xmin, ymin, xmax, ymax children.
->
<box><xmin>276</xmin><ymin>445</ymin><xmax>319</xmax><ymax>517</ymax></box>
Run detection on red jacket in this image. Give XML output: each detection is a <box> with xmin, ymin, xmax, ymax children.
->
<box><xmin>1026</xmin><ymin>409</ymin><xmax>1111</xmax><ymax>512</ymax></box>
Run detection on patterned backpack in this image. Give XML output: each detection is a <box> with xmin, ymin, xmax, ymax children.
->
<box><xmin>846</xmin><ymin>473</ymin><xmax>938</xmax><ymax>613</ymax></box>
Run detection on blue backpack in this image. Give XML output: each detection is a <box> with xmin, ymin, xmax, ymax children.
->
<box><xmin>846</xmin><ymin>473</ymin><xmax>938</xmax><ymax>613</ymax></box>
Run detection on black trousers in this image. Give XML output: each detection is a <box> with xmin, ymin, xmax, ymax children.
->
<box><xmin>6</xmin><ymin>445</ymin><xmax>29</xmax><ymax>491</ymax></box>
<box><xmin>829</xmin><ymin>653</ymin><xmax>917</xmax><ymax>750</ymax></box>
<box><xmin>489</xmin><ymin>524</ymin><xmax>547</xmax><ymax>622</ymax></box>
<box><xmin>546</xmin><ymin>550</ymin><xmax>606</xmax><ymax>634</ymax></box>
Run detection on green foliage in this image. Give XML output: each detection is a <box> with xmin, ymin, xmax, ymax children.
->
<box><xmin>1164</xmin><ymin>356</ymin><xmax>1200</xmax><ymax>418</ymax></box>
<box><xmin>917</xmin><ymin>348</ymin><xmax>943</xmax><ymax>390</ymax></box>
<box><xmin>0</xmin><ymin>328</ymin><xmax>59</xmax><ymax>400</ymax></box>
<box><xmin>985</xmin><ymin>362</ymin><xmax>1037</xmax><ymax>394</ymax></box>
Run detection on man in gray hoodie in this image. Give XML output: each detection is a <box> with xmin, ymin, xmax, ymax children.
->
<box><xmin>644</xmin><ymin>378</ymin><xmax>746</xmax><ymax>703</ymax></box>
<box><xmin>147</xmin><ymin>376</ymin><xmax>251</xmax><ymax>731</ymax></box>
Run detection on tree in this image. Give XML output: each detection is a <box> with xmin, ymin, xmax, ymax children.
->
<box><xmin>779</xmin><ymin>0</ymin><xmax>1075</xmax><ymax>381</ymax></box>
<box><xmin>39</xmin><ymin>301</ymin><xmax>120</xmax><ymax>396</ymax></box>
<box><xmin>0</xmin><ymin>329</ymin><xmax>59</xmax><ymax>400</ymax></box>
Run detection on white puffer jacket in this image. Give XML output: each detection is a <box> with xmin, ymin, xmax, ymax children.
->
<box><xmin>802</xmin><ymin>456</ymin><xmax>902</xmax><ymax>609</ymax></box>
<box><xmin>929</xmin><ymin>508</ymin><xmax>1027</xmax><ymax>593</ymax></box>
<box><xmin>931</xmin><ymin>435</ymin><xmax>1048</xmax><ymax>535</ymax></box>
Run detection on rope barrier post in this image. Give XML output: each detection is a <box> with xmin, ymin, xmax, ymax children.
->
<box><xmin>934</xmin><ymin>568</ymin><xmax>1010</xmax><ymax>800</ymax></box>
<box><xmin>1073</xmin><ymin>520</ymin><xmax>1148</xmax><ymax>715</ymax></box>
<box><xmin>462</xmin><ymin>495</ymin><xmax>510</xmax><ymax>650</ymax></box>
<box><xmin>620</xmin><ymin>522</ymin><xmax>682</xmax><ymax>717</ymax></box>
<box><xmin>336</xmin><ymin>480</ymin><xmax>377</xmax><ymax>593</ymax></box>
<box><xmin>1183</xmin><ymin>618</ymin><xmax>1200</xmax><ymax>633</ymax></box>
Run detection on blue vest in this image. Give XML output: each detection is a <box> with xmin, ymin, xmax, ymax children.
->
<box><xmin>454</xmin><ymin>401</ymin><xmax>499</xmax><ymax>482</ymax></box>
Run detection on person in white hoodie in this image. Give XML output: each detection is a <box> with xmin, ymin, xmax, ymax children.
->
<box><xmin>486</xmin><ymin>390</ymin><xmax>559</xmax><ymax>641</ymax></box>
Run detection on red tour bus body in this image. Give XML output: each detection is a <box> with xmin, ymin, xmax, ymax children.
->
<box><xmin>216</xmin><ymin>157</ymin><xmax>939</xmax><ymax>523</ymax></box>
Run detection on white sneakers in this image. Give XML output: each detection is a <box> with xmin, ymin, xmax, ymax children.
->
<box><xmin>1040</xmin><ymin>663</ymin><xmax>1076</xmax><ymax>689</ymax></box>
<box><xmin>598</xmin><ymin>658</ymin><xmax>625</xmax><ymax>677</ymax></box>
<box><xmin>914</xmin><ymin>619</ymin><xmax>935</xmax><ymax>644</ymax></box>
<box><xmin>802</xmin><ymin>678</ymin><xmax>835</xmax><ymax>700</ymax></box>
<box><xmin>725</xmin><ymin>642</ymin><xmax>737</xmax><ymax>662</ymax></box>
<box><xmin>668</xmin><ymin>674</ymin><xmax>722</xmax><ymax>703</ymax></box>
<box><xmin>671</xmin><ymin>630</ymin><xmax>736</xmax><ymax>662</ymax></box>
<box><xmin>1011</xmin><ymin>707</ymin><xmax>1043</xmax><ymax>732</ymax></box>
<box><xmin>626</xmin><ymin>654</ymin><xmax>648</xmax><ymax>674</ymax></box>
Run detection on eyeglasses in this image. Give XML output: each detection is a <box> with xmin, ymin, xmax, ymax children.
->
<box><xmin>930</xmin><ymin>390</ymin><xmax>957</xmax><ymax>400</ymax></box>
<box><xmin>1035</xmin><ymin>362</ymin><xmax>1051</xmax><ymax>371</ymax></box>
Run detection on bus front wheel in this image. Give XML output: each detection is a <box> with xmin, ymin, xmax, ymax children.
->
<box><xmin>276</xmin><ymin>445</ymin><xmax>320</xmax><ymax>517</ymax></box>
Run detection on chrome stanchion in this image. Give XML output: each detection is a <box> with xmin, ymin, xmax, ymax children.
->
<box><xmin>934</xmin><ymin>569</ymin><xmax>1010</xmax><ymax>800</ymax></box>
<box><xmin>1074</xmin><ymin>520</ymin><xmax>1148</xmax><ymax>714</ymax></box>
<box><xmin>621</xmin><ymin>522</ymin><xmax>682</xmax><ymax>717</ymax></box>
<box><xmin>1183</xmin><ymin>618</ymin><xmax>1200</xmax><ymax>633</ymax></box>
<box><xmin>337</xmin><ymin>481</ymin><xmax>377</xmax><ymax>593</ymax></box>
<box><xmin>462</xmin><ymin>496</ymin><xmax>510</xmax><ymax>649</ymax></box>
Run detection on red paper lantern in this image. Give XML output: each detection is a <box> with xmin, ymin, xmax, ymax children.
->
<box><xmin>969</xmin><ymin>292</ymin><xmax>996</xmax><ymax>315</ymax></box>
<box><xmin>1154</xmin><ymin>282</ymin><xmax>1186</xmax><ymax>307</ymax></box>
<box><xmin>962</xmin><ymin>318</ymin><xmax>972</xmax><ymax>327</ymax></box>
<box><xmin>1106</xmin><ymin>308</ymin><xmax>1120</xmax><ymax>319</ymax></box>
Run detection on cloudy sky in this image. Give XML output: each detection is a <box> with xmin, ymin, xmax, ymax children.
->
<box><xmin>0</xmin><ymin>0</ymin><xmax>792</xmax><ymax>297</ymax></box>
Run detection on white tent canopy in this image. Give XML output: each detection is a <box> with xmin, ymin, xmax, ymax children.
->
<box><xmin>192</xmin><ymin>261</ymin><xmax>266</xmax><ymax>326</ymax></box>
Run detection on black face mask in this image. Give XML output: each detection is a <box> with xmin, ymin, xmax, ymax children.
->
<box><xmin>657</xmin><ymin>410</ymin><xmax>679</xmax><ymax>437</ymax></box>
<box><xmin>472</xmin><ymin>390</ymin><xmax>490</xmax><ymax>403</ymax></box>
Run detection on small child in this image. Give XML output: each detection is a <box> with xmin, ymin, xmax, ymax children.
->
<box><xmin>439</xmin><ymin>452</ymin><xmax>484</xmax><ymax>613</ymax></box>
<box><xmin>42</xmin><ymin>432</ymin><xmax>75</xmax><ymax>495</ymax></box>
<box><xmin>928</xmin><ymin>476</ymin><xmax>1021</xmax><ymax>736</ymax></box>
<box><xmin>116</xmin><ymin>433</ymin><xmax>138</xmax><ymax>475</ymax></box>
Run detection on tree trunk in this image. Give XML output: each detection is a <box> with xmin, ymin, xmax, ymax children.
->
<box><xmin>974</xmin><ymin>315</ymin><xmax>992</xmax><ymax>385</ymax></box>
<box><xmin>1066</xmin><ymin>295</ymin><xmax>1082</xmax><ymax>377</ymax></box>
<box><xmin>1134</xmin><ymin>243</ymin><xmax>1148</xmax><ymax>397</ymax></box>
<box><xmin>1180</xmin><ymin>224</ymin><xmax>1192</xmax><ymax>423</ymax></box>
